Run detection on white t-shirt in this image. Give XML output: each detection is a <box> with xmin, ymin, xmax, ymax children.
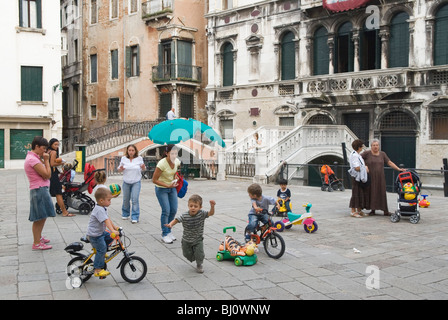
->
<box><xmin>118</xmin><ymin>156</ymin><xmax>144</xmax><ymax>184</ymax></box>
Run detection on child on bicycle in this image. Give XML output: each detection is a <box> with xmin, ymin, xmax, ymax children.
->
<box><xmin>245</xmin><ymin>183</ymin><xmax>277</xmax><ymax>242</ymax></box>
<box><xmin>165</xmin><ymin>194</ymin><xmax>215</xmax><ymax>273</ymax></box>
<box><xmin>86</xmin><ymin>187</ymin><xmax>120</xmax><ymax>278</ymax></box>
<box><xmin>276</xmin><ymin>178</ymin><xmax>292</xmax><ymax>214</ymax></box>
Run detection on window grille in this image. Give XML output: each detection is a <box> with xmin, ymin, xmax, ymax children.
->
<box><xmin>279</xmin><ymin>85</ymin><xmax>294</xmax><ymax>96</ymax></box>
<box><xmin>308</xmin><ymin>114</ymin><xmax>333</xmax><ymax>125</ymax></box>
<box><xmin>431</xmin><ymin>111</ymin><xmax>448</xmax><ymax>139</ymax></box>
<box><xmin>380</xmin><ymin>111</ymin><xmax>416</xmax><ymax>130</ymax></box>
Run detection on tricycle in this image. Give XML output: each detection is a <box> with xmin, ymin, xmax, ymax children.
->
<box><xmin>274</xmin><ymin>203</ymin><xmax>318</xmax><ymax>233</ymax></box>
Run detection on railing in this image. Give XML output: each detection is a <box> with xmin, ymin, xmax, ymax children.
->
<box><xmin>225</xmin><ymin>152</ymin><xmax>255</xmax><ymax>177</ymax></box>
<box><xmin>61</xmin><ymin>121</ymin><xmax>159</xmax><ymax>156</ymax></box>
<box><xmin>142</xmin><ymin>0</ymin><xmax>173</xmax><ymax>20</ymax></box>
<box><xmin>152</xmin><ymin>64</ymin><xmax>202</xmax><ymax>83</ymax></box>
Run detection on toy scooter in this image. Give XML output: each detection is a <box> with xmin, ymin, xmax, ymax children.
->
<box><xmin>274</xmin><ymin>203</ymin><xmax>318</xmax><ymax>233</ymax></box>
<box><xmin>216</xmin><ymin>227</ymin><xmax>258</xmax><ymax>266</ymax></box>
<box><xmin>419</xmin><ymin>195</ymin><xmax>430</xmax><ymax>208</ymax></box>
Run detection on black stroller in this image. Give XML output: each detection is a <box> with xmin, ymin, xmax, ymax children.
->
<box><xmin>390</xmin><ymin>170</ymin><xmax>422</xmax><ymax>224</ymax></box>
<box><xmin>57</xmin><ymin>160</ymin><xmax>104</xmax><ymax>215</ymax></box>
<box><xmin>320</xmin><ymin>164</ymin><xmax>344</xmax><ymax>192</ymax></box>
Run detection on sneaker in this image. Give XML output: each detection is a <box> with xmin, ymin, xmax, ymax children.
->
<box><xmin>40</xmin><ymin>236</ymin><xmax>50</xmax><ymax>244</ymax></box>
<box><xmin>161</xmin><ymin>235</ymin><xmax>173</xmax><ymax>244</ymax></box>
<box><xmin>196</xmin><ymin>263</ymin><xmax>204</xmax><ymax>273</ymax></box>
<box><xmin>32</xmin><ymin>242</ymin><xmax>52</xmax><ymax>250</ymax></box>
<box><xmin>122</xmin><ymin>216</ymin><xmax>129</xmax><ymax>220</ymax></box>
<box><xmin>167</xmin><ymin>233</ymin><xmax>176</xmax><ymax>241</ymax></box>
<box><xmin>94</xmin><ymin>269</ymin><xmax>110</xmax><ymax>277</ymax></box>
<box><xmin>131</xmin><ymin>220</ymin><xmax>138</xmax><ymax>224</ymax></box>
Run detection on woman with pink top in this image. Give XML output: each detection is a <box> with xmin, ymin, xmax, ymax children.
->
<box><xmin>24</xmin><ymin>136</ymin><xmax>55</xmax><ymax>250</ymax></box>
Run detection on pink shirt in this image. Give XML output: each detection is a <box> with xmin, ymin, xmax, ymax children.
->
<box><xmin>24</xmin><ymin>151</ymin><xmax>50</xmax><ymax>190</ymax></box>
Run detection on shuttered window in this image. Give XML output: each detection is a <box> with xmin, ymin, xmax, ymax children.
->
<box><xmin>159</xmin><ymin>93</ymin><xmax>172</xmax><ymax>118</ymax></box>
<box><xmin>177</xmin><ymin>40</ymin><xmax>193</xmax><ymax>79</ymax></box>
<box><xmin>126</xmin><ymin>45</ymin><xmax>140</xmax><ymax>77</ymax></box>
<box><xmin>335</xmin><ymin>22</ymin><xmax>354</xmax><ymax>73</ymax></box>
<box><xmin>180</xmin><ymin>93</ymin><xmax>194</xmax><ymax>119</ymax></box>
<box><xmin>222</xmin><ymin>42</ymin><xmax>234</xmax><ymax>87</ymax></box>
<box><xmin>313</xmin><ymin>27</ymin><xmax>329</xmax><ymax>75</ymax></box>
<box><xmin>360</xmin><ymin>27</ymin><xmax>381</xmax><ymax>70</ymax></box>
<box><xmin>10</xmin><ymin>129</ymin><xmax>43</xmax><ymax>160</ymax></box>
<box><xmin>281</xmin><ymin>31</ymin><xmax>295</xmax><ymax>80</ymax></box>
<box><xmin>90</xmin><ymin>54</ymin><xmax>97</xmax><ymax>83</ymax></box>
<box><xmin>19</xmin><ymin>0</ymin><xmax>42</xmax><ymax>28</ymax></box>
<box><xmin>111</xmin><ymin>49</ymin><xmax>118</xmax><ymax>80</ymax></box>
<box><xmin>21</xmin><ymin>66</ymin><xmax>42</xmax><ymax>101</ymax></box>
<box><xmin>435</xmin><ymin>4</ymin><xmax>448</xmax><ymax>66</ymax></box>
<box><xmin>108</xmin><ymin>97</ymin><xmax>120</xmax><ymax>120</ymax></box>
<box><xmin>389</xmin><ymin>12</ymin><xmax>409</xmax><ymax>68</ymax></box>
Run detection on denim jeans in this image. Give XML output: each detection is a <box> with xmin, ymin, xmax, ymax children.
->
<box><xmin>121</xmin><ymin>181</ymin><xmax>141</xmax><ymax>221</ymax></box>
<box><xmin>246</xmin><ymin>213</ymin><xmax>269</xmax><ymax>240</ymax></box>
<box><xmin>89</xmin><ymin>231</ymin><xmax>113</xmax><ymax>269</ymax></box>
<box><xmin>155</xmin><ymin>186</ymin><xmax>178</xmax><ymax>237</ymax></box>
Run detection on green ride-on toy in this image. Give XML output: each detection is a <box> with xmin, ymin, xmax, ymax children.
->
<box><xmin>216</xmin><ymin>227</ymin><xmax>258</xmax><ymax>266</ymax></box>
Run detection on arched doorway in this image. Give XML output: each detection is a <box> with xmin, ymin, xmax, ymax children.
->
<box><xmin>378</xmin><ymin>110</ymin><xmax>418</xmax><ymax>190</ymax></box>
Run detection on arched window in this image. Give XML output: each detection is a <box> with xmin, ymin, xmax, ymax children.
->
<box><xmin>335</xmin><ymin>22</ymin><xmax>354</xmax><ymax>73</ymax></box>
<box><xmin>389</xmin><ymin>12</ymin><xmax>410</xmax><ymax>68</ymax></box>
<box><xmin>222</xmin><ymin>42</ymin><xmax>234</xmax><ymax>87</ymax></box>
<box><xmin>434</xmin><ymin>4</ymin><xmax>448</xmax><ymax>66</ymax></box>
<box><xmin>281</xmin><ymin>31</ymin><xmax>295</xmax><ymax>80</ymax></box>
<box><xmin>313</xmin><ymin>27</ymin><xmax>329</xmax><ymax>75</ymax></box>
<box><xmin>360</xmin><ymin>23</ymin><xmax>381</xmax><ymax>70</ymax></box>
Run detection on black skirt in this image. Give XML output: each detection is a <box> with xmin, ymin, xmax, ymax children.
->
<box><xmin>49</xmin><ymin>167</ymin><xmax>63</xmax><ymax>197</ymax></box>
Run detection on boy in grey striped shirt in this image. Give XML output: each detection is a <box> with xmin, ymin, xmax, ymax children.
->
<box><xmin>165</xmin><ymin>194</ymin><xmax>216</xmax><ymax>273</ymax></box>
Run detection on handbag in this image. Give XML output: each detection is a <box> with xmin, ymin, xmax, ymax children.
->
<box><xmin>359</xmin><ymin>173</ymin><xmax>371</xmax><ymax>188</ymax></box>
<box><xmin>175</xmin><ymin>172</ymin><xmax>188</xmax><ymax>198</ymax></box>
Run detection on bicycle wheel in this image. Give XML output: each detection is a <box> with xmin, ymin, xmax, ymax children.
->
<box><xmin>120</xmin><ymin>256</ymin><xmax>147</xmax><ymax>283</ymax></box>
<box><xmin>67</xmin><ymin>256</ymin><xmax>94</xmax><ymax>283</ymax></box>
<box><xmin>263</xmin><ymin>232</ymin><xmax>285</xmax><ymax>259</ymax></box>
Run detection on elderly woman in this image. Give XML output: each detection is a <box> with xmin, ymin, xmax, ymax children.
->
<box><xmin>362</xmin><ymin>139</ymin><xmax>405</xmax><ymax>216</ymax></box>
<box><xmin>349</xmin><ymin>139</ymin><xmax>369</xmax><ymax>218</ymax></box>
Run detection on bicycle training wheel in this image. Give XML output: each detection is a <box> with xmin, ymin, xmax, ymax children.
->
<box><xmin>67</xmin><ymin>256</ymin><xmax>94</xmax><ymax>283</ymax></box>
<box><xmin>120</xmin><ymin>256</ymin><xmax>147</xmax><ymax>283</ymax></box>
<box><xmin>263</xmin><ymin>232</ymin><xmax>285</xmax><ymax>259</ymax></box>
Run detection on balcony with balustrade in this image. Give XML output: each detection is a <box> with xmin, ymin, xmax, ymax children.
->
<box><xmin>152</xmin><ymin>64</ymin><xmax>202</xmax><ymax>84</ymax></box>
<box><xmin>142</xmin><ymin>0</ymin><xmax>173</xmax><ymax>21</ymax></box>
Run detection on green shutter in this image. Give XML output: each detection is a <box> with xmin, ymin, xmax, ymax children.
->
<box><xmin>126</xmin><ymin>46</ymin><xmax>131</xmax><ymax>77</ymax></box>
<box><xmin>111</xmin><ymin>49</ymin><xmax>118</xmax><ymax>79</ymax></box>
<box><xmin>180</xmin><ymin>93</ymin><xmax>194</xmax><ymax>119</ymax></box>
<box><xmin>281</xmin><ymin>32</ymin><xmax>295</xmax><ymax>80</ymax></box>
<box><xmin>389</xmin><ymin>12</ymin><xmax>409</xmax><ymax>68</ymax></box>
<box><xmin>222</xmin><ymin>42</ymin><xmax>233</xmax><ymax>87</ymax></box>
<box><xmin>10</xmin><ymin>129</ymin><xmax>43</xmax><ymax>160</ymax></box>
<box><xmin>336</xmin><ymin>22</ymin><xmax>354</xmax><ymax>73</ymax></box>
<box><xmin>313</xmin><ymin>27</ymin><xmax>329</xmax><ymax>75</ymax></box>
<box><xmin>177</xmin><ymin>40</ymin><xmax>192</xmax><ymax>78</ymax></box>
<box><xmin>159</xmin><ymin>93</ymin><xmax>172</xmax><ymax>118</ymax></box>
<box><xmin>90</xmin><ymin>54</ymin><xmax>97</xmax><ymax>82</ymax></box>
<box><xmin>21</xmin><ymin>66</ymin><xmax>42</xmax><ymax>101</ymax></box>
<box><xmin>36</xmin><ymin>0</ymin><xmax>42</xmax><ymax>28</ymax></box>
<box><xmin>136</xmin><ymin>45</ymin><xmax>140</xmax><ymax>76</ymax></box>
<box><xmin>19</xmin><ymin>0</ymin><xmax>23</xmax><ymax>27</ymax></box>
<box><xmin>435</xmin><ymin>4</ymin><xmax>448</xmax><ymax>66</ymax></box>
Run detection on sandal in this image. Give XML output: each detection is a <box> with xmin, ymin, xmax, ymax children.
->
<box><xmin>62</xmin><ymin>212</ymin><xmax>75</xmax><ymax>217</ymax></box>
<box><xmin>350</xmin><ymin>212</ymin><xmax>362</xmax><ymax>218</ymax></box>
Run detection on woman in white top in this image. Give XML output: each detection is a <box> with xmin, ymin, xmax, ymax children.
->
<box><xmin>118</xmin><ymin>144</ymin><xmax>145</xmax><ymax>223</ymax></box>
<box><xmin>152</xmin><ymin>144</ymin><xmax>181</xmax><ymax>244</ymax></box>
<box><xmin>349</xmin><ymin>139</ymin><xmax>369</xmax><ymax>218</ymax></box>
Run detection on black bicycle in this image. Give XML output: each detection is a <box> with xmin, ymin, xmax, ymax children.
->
<box><xmin>65</xmin><ymin>228</ymin><xmax>147</xmax><ymax>285</ymax></box>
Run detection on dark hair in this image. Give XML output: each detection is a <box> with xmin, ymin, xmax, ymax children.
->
<box><xmin>278</xmin><ymin>178</ymin><xmax>288</xmax><ymax>185</ymax></box>
<box><xmin>164</xmin><ymin>144</ymin><xmax>178</xmax><ymax>157</ymax></box>
<box><xmin>352</xmin><ymin>139</ymin><xmax>364</xmax><ymax>151</ymax></box>
<box><xmin>247</xmin><ymin>183</ymin><xmax>262</xmax><ymax>197</ymax></box>
<box><xmin>48</xmin><ymin>138</ymin><xmax>60</xmax><ymax>157</ymax></box>
<box><xmin>31</xmin><ymin>136</ymin><xmax>49</xmax><ymax>150</ymax></box>
<box><xmin>125</xmin><ymin>144</ymin><xmax>139</xmax><ymax>158</ymax></box>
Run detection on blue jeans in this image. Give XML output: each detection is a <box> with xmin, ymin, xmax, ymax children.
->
<box><xmin>155</xmin><ymin>186</ymin><xmax>178</xmax><ymax>237</ymax></box>
<box><xmin>89</xmin><ymin>232</ymin><xmax>114</xmax><ymax>269</ymax></box>
<box><xmin>246</xmin><ymin>213</ymin><xmax>269</xmax><ymax>240</ymax></box>
<box><xmin>121</xmin><ymin>181</ymin><xmax>141</xmax><ymax>221</ymax></box>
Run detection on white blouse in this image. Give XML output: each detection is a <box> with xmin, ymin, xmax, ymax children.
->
<box><xmin>118</xmin><ymin>156</ymin><xmax>144</xmax><ymax>184</ymax></box>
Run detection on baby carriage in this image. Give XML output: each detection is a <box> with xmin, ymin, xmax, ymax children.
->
<box><xmin>390</xmin><ymin>170</ymin><xmax>422</xmax><ymax>224</ymax></box>
<box><xmin>57</xmin><ymin>161</ymin><xmax>104</xmax><ymax>215</ymax></box>
<box><xmin>320</xmin><ymin>164</ymin><xmax>344</xmax><ymax>192</ymax></box>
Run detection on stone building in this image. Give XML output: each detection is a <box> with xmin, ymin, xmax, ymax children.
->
<box><xmin>77</xmin><ymin>0</ymin><xmax>208</xmax><ymax>145</ymax></box>
<box><xmin>0</xmin><ymin>0</ymin><xmax>62</xmax><ymax>169</ymax></box>
<box><xmin>206</xmin><ymin>0</ymin><xmax>448</xmax><ymax>185</ymax></box>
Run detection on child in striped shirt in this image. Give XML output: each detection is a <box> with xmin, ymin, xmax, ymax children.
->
<box><xmin>165</xmin><ymin>194</ymin><xmax>216</xmax><ymax>273</ymax></box>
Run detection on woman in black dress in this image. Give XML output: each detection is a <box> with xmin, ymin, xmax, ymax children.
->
<box><xmin>48</xmin><ymin>138</ymin><xmax>74</xmax><ymax>217</ymax></box>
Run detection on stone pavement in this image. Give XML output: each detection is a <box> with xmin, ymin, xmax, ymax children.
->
<box><xmin>1</xmin><ymin>169</ymin><xmax>448</xmax><ymax>300</ymax></box>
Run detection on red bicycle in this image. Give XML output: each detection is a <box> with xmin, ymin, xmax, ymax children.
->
<box><xmin>244</xmin><ymin>210</ymin><xmax>285</xmax><ymax>259</ymax></box>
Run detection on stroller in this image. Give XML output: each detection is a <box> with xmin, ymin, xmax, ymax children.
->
<box><xmin>57</xmin><ymin>160</ymin><xmax>104</xmax><ymax>215</ymax></box>
<box><xmin>320</xmin><ymin>164</ymin><xmax>344</xmax><ymax>192</ymax></box>
<box><xmin>390</xmin><ymin>170</ymin><xmax>422</xmax><ymax>224</ymax></box>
